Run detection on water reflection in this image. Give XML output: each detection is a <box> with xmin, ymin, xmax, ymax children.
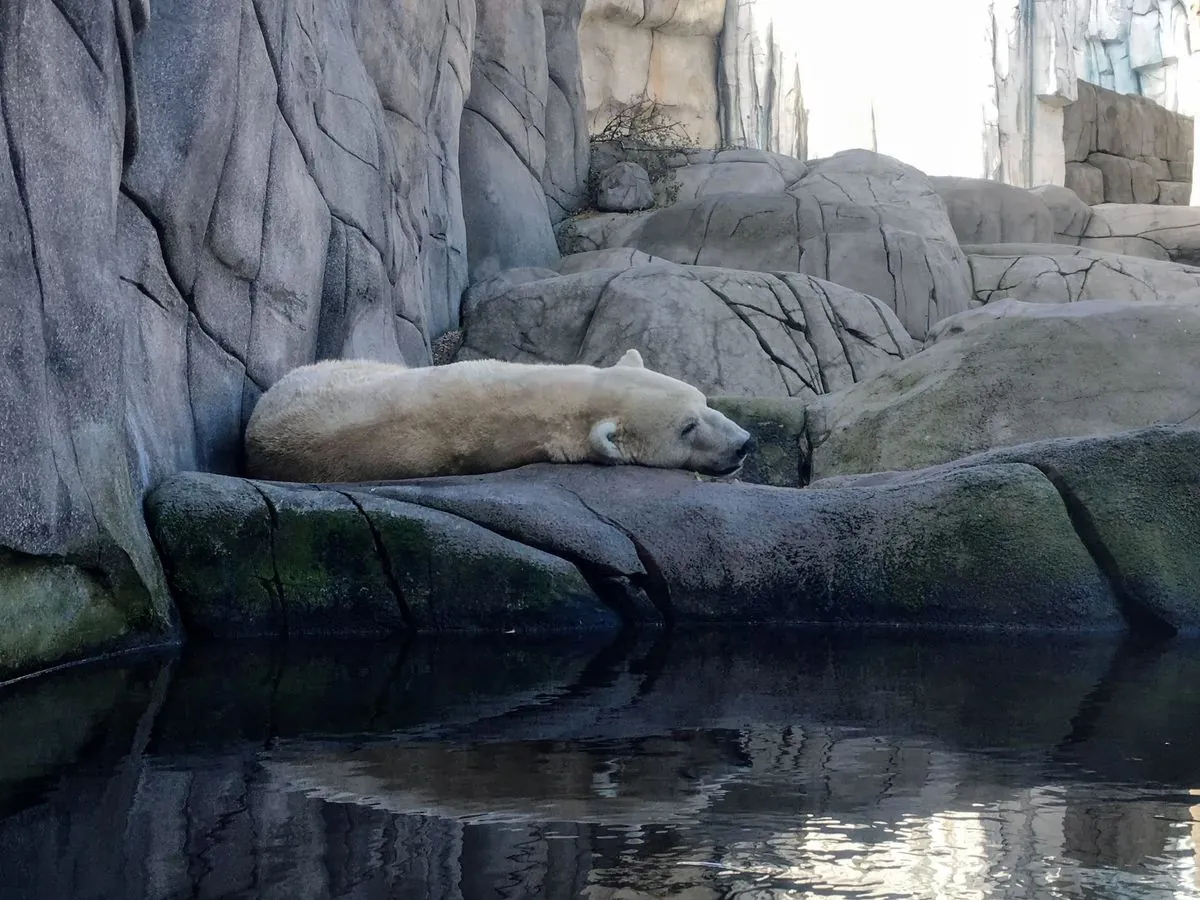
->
<box><xmin>2</xmin><ymin>630</ymin><xmax>1200</xmax><ymax>899</ymax></box>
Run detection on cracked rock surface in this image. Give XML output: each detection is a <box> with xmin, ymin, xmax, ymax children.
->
<box><xmin>456</xmin><ymin>260</ymin><xmax>916</xmax><ymax>399</ymax></box>
<box><xmin>805</xmin><ymin>299</ymin><xmax>1200</xmax><ymax>480</ymax></box>
<box><xmin>1077</xmin><ymin>203</ymin><xmax>1200</xmax><ymax>265</ymax></box>
<box><xmin>148</xmin><ymin>446</ymin><xmax>1138</xmax><ymax>636</ymax></box>
<box><xmin>554</xmin><ymin>149</ymin><xmax>974</xmax><ymax>341</ymax></box>
<box><xmin>0</xmin><ymin>0</ymin><xmax>488</xmax><ymax>674</ymax></box>
<box><xmin>966</xmin><ymin>243</ymin><xmax>1200</xmax><ymax>304</ymax></box>
<box><xmin>145</xmin><ymin>424</ymin><xmax>1200</xmax><ymax>637</ymax></box>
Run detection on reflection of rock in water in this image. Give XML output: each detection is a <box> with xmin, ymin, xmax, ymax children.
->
<box><xmin>263</xmin><ymin>731</ymin><xmax>750</xmax><ymax>828</ymax></box>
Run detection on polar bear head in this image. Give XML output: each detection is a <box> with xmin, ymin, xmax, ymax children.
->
<box><xmin>586</xmin><ymin>350</ymin><xmax>755</xmax><ymax>477</ymax></box>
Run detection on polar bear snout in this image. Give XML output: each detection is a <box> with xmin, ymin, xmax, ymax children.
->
<box><xmin>687</xmin><ymin>412</ymin><xmax>755</xmax><ymax>477</ymax></box>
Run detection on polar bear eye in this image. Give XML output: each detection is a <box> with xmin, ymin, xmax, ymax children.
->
<box><xmin>680</xmin><ymin>421</ymin><xmax>698</xmax><ymax>438</ymax></box>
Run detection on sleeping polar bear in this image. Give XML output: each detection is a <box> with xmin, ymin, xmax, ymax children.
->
<box><xmin>243</xmin><ymin>350</ymin><xmax>755</xmax><ymax>483</ymax></box>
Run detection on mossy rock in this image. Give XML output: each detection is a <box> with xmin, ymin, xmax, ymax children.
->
<box><xmin>145</xmin><ymin>474</ymin><xmax>618</xmax><ymax>639</ymax></box>
<box><xmin>708</xmin><ymin>396</ymin><xmax>809</xmax><ymax>488</ymax></box>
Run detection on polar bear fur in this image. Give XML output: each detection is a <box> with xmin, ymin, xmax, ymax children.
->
<box><xmin>244</xmin><ymin>350</ymin><xmax>754</xmax><ymax>483</ymax></box>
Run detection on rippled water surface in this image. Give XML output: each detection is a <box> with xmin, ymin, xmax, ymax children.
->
<box><xmin>2</xmin><ymin>630</ymin><xmax>1200</xmax><ymax>899</ymax></box>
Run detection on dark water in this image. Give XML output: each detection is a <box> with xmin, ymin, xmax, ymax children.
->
<box><xmin>2</xmin><ymin>630</ymin><xmax>1200</xmax><ymax>899</ymax></box>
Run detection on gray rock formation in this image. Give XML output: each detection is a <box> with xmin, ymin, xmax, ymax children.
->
<box><xmin>1077</xmin><ymin>204</ymin><xmax>1200</xmax><ymax>264</ymax></box>
<box><xmin>805</xmin><ymin>299</ymin><xmax>1200</xmax><ymax>480</ymax></box>
<box><xmin>929</xmin><ymin>177</ymin><xmax>1056</xmax><ymax>246</ymax></box>
<box><xmin>812</xmin><ymin>425</ymin><xmax>1200</xmax><ymax>634</ymax></box>
<box><xmin>965</xmin><ymin>244</ymin><xmax>1200</xmax><ymax>304</ymax></box>
<box><xmin>457</xmin><ymin>261</ymin><xmax>917</xmax><ymax>399</ymax></box>
<box><xmin>460</xmin><ymin>0</ymin><xmax>560</xmax><ymax>282</ymax></box>
<box><xmin>0</xmin><ymin>0</ymin><xmax>476</xmax><ymax>676</ymax></box>
<box><xmin>630</xmin><ymin>151</ymin><xmax>973</xmax><ymax>341</ymax></box>
<box><xmin>147</xmin><ymin>423</ymin><xmax>1200</xmax><ymax>633</ymax></box>
<box><xmin>594</xmin><ymin>162</ymin><xmax>654</xmax><ymax>212</ymax></box>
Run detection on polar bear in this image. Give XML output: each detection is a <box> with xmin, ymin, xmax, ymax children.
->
<box><xmin>243</xmin><ymin>350</ymin><xmax>755</xmax><ymax>483</ymax></box>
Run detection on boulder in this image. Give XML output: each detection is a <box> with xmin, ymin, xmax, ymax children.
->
<box><xmin>1065</xmin><ymin>161</ymin><xmax>1105</xmax><ymax>205</ymax></box>
<box><xmin>146</xmin><ymin>459</ymin><xmax>1130</xmax><ymax>634</ymax></box>
<box><xmin>812</xmin><ymin>426</ymin><xmax>1200</xmax><ymax>633</ymax></box>
<box><xmin>589</xmin><ymin>144</ymin><xmax>809</xmax><ymax>207</ymax></box>
<box><xmin>589</xmin><ymin>149</ymin><xmax>974</xmax><ymax>341</ymax></box>
<box><xmin>457</xmin><ymin>261</ymin><xmax>916</xmax><ymax>399</ymax></box>
<box><xmin>964</xmin><ymin>244</ymin><xmax>1200</xmax><ymax>305</ymax></box>
<box><xmin>594</xmin><ymin>161</ymin><xmax>654</xmax><ymax>212</ymax></box>
<box><xmin>144</xmin><ymin>474</ymin><xmax>617</xmax><ymax>638</ymax></box>
<box><xmin>1086</xmin><ymin>153</ymin><xmax>1160</xmax><ymax>204</ymax></box>
<box><xmin>1080</xmin><ymin>204</ymin><xmax>1200</xmax><ymax>265</ymax></box>
<box><xmin>805</xmin><ymin>299</ymin><xmax>1200</xmax><ymax>479</ymax></box>
<box><xmin>929</xmin><ymin>176</ymin><xmax>1055</xmax><ymax>245</ymax></box>
<box><xmin>1029</xmin><ymin>184</ymin><xmax>1093</xmax><ymax>241</ymax></box>
<box><xmin>1157</xmin><ymin>181</ymin><xmax>1193</xmax><ymax>206</ymax></box>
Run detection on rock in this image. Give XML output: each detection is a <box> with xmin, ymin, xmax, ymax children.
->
<box><xmin>579</xmin><ymin>0</ymin><xmax>724</xmax><ymax>147</ymax></box>
<box><xmin>1029</xmin><ymin>184</ymin><xmax>1094</xmax><ymax>240</ymax></box>
<box><xmin>458</xmin><ymin>261</ymin><xmax>916</xmax><ymax>399</ymax></box>
<box><xmin>585</xmin><ymin>150</ymin><xmax>974</xmax><ymax>341</ymax></box>
<box><xmin>147</xmin><ymin>460</ymin><xmax>1129</xmax><ymax>633</ymax></box>
<box><xmin>964</xmin><ymin>244</ymin><xmax>1200</xmax><ymax>305</ymax></box>
<box><xmin>540</xmin><ymin>0</ymin><xmax>590</xmax><ymax>223</ymax></box>
<box><xmin>144</xmin><ymin>474</ymin><xmax>616</xmax><ymax>637</ymax></box>
<box><xmin>1080</xmin><ymin>204</ymin><xmax>1200</xmax><ymax>264</ymax></box>
<box><xmin>929</xmin><ymin>177</ymin><xmax>1055</xmax><ymax>246</ymax></box>
<box><xmin>707</xmin><ymin>397</ymin><xmax>808</xmax><ymax>488</ymax></box>
<box><xmin>1065</xmin><ymin>161</ymin><xmax>1105</xmax><ymax>205</ymax></box>
<box><xmin>0</xmin><ymin>0</ymin><xmax>483</xmax><ymax>677</ymax></box>
<box><xmin>551</xmin><ymin>248</ymin><xmax>667</xmax><ymax>275</ymax></box>
<box><xmin>589</xmin><ymin>144</ymin><xmax>808</xmax><ymax>207</ymax></box>
<box><xmin>1157</xmin><ymin>181</ymin><xmax>1193</xmax><ymax>205</ymax></box>
<box><xmin>811</xmin><ymin>426</ymin><xmax>1200</xmax><ymax>633</ymax></box>
<box><xmin>1086</xmin><ymin>153</ymin><xmax>1160</xmax><ymax>204</ymax></box>
<box><xmin>595</xmin><ymin>162</ymin><xmax>654</xmax><ymax>212</ymax></box>
<box><xmin>805</xmin><ymin>299</ymin><xmax>1200</xmax><ymax>480</ymax></box>
<box><xmin>1167</xmin><ymin>159</ymin><xmax>1192</xmax><ymax>181</ymax></box>
<box><xmin>555</xmin><ymin>210</ymin><xmax>655</xmax><ymax>255</ymax></box>
<box><xmin>719</xmin><ymin>1</ymin><xmax>807</xmax><ymax>159</ymax></box>
<box><xmin>460</xmin><ymin>0</ymin><xmax>561</xmax><ymax>282</ymax></box>
<box><xmin>1138</xmin><ymin>155</ymin><xmax>1172</xmax><ymax>180</ymax></box>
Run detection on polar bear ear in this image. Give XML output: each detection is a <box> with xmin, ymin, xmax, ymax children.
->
<box><xmin>614</xmin><ymin>349</ymin><xmax>644</xmax><ymax>369</ymax></box>
<box><xmin>589</xmin><ymin>419</ymin><xmax>625</xmax><ymax>463</ymax></box>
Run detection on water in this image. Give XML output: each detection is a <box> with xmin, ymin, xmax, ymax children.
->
<box><xmin>1</xmin><ymin>629</ymin><xmax>1200</xmax><ymax>899</ymax></box>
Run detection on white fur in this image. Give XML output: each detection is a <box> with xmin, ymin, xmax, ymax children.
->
<box><xmin>243</xmin><ymin>350</ymin><xmax>753</xmax><ymax>483</ymax></box>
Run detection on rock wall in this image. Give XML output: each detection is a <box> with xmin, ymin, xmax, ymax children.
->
<box><xmin>578</xmin><ymin>0</ymin><xmax>725</xmax><ymax>148</ymax></box>
<box><xmin>1062</xmin><ymin>79</ymin><xmax>1194</xmax><ymax>204</ymax></box>
<box><xmin>460</xmin><ymin>0</ymin><xmax>592</xmax><ymax>282</ymax></box>
<box><xmin>579</xmin><ymin>0</ymin><xmax>1199</xmax><ymax>200</ymax></box>
<box><xmin>0</xmin><ymin>0</ymin><xmax>479</xmax><ymax>675</ymax></box>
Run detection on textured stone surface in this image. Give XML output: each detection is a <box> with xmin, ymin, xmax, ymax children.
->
<box><xmin>929</xmin><ymin>177</ymin><xmax>1055</xmax><ymax>245</ymax></box>
<box><xmin>813</xmin><ymin>426</ymin><xmax>1200</xmax><ymax>633</ymax></box>
<box><xmin>147</xmin><ymin>460</ymin><xmax>1128</xmax><ymax>633</ymax></box>
<box><xmin>1065</xmin><ymin>161</ymin><xmax>1106</xmax><ymax>205</ymax></box>
<box><xmin>1158</xmin><ymin>181</ymin><xmax>1194</xmax><ymax>204</ymax></box>
<box><xmin>1079</xmin><ymin>204</ymin><xmax>1200</xmax><ymax>264</ymax></box>
<box><xmin>626</xmin><ymin>151</ymin><xmax>974</xmax><ymax>341</ymax></box>
<box><xmin>1030</xmin><ymin>184</ymin><xmax>1095</xmax><ymax>240</ymax></box>
<box><xmin>595</xmin><ymin>162</ymin><xmax>654</xmax><ymax>212</ymax></box>
<box><xmin>460</xmin><ymin>0</ymin><xmax>560</xmax><ymax>282</ymax></box>
<box><xmin>806</xmin><ymin>299</ymin><xmax>1200</xmax><ymax>480</ymax></box>
<box><xmin>1086</xmin><ymin>153</ymin><xmax>1160</xmax><ymax>203</ymax></box>
<box><xmin>457</xmin><ymin>261</ymin><xmax>917</xmax><ymax>399</ymax></box>
<box><xmin>579</xmin><ymin>0</ymin><xmax>724</xmax><ymax>147</ymax></box>
<box><xmin>145</xmin><ymin>474</ymin><xmax>614</xmax><ymax>638</ymax></box>
<box><xmin>589</xmin><ymin>144</ymin><xmax>809</xmax><ymax>207</ymax></box>
<box><xmin>965</xmin><ymin>244</ymin><xmax>1200</xmax><ymax>304</ymax></box>
<box><xmin>0</xmin><ymin>0</ymin><xmax>483</xmax><ymax>677</ymax></box>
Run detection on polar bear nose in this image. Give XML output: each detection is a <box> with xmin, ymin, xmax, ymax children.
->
<box><xmin>737</xmin><ymin>435</ymin><xmax>756</xmax><ymax>459</ymax></box>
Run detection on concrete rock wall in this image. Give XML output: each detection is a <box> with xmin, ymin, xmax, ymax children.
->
<box><xmin>0</xmin><ymin>0</ymin><xmax>478</xmax><ymax>675</ymax></box>
<box><xmin>1063</xmin><ymin>79</ymin><xmax>1194</xmax><ymax>204</ymax></box>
